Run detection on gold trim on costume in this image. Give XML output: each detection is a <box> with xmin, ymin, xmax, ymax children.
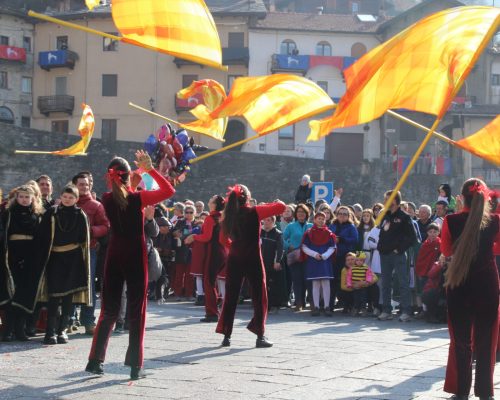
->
<box><xmin>8</xmin><ymin>234</ymin><xmax>34</xmax><ymax>241</ymax></box>
<box><xmin>51</xmin><ymin>243</ymin><xmax>81</xmax><ymax>253</ymax></box>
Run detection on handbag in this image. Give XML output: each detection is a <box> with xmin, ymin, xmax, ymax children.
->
<box><xmin>148</xmin><ymin>247</ymin><xmax>163</xmax><ymax>282</ymax></box>
<box><xmin>286</xmin><ymin>249</ymin><xmax>302</xmax><ymax>265</ymax></box>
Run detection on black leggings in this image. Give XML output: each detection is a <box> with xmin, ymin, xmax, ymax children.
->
<box><xmin>47</xmin><ymin>294</ymin><xmax>73</xmax><ymax>331</ymax></box>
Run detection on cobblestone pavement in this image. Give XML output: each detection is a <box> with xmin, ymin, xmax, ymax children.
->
<box><xmin>1</xmin><ymin>301</ymin><xmax>498</xmax><ymax>400</ymax></box>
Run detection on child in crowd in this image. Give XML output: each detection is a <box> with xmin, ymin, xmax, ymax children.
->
<box><xmin>38</xmin><ymin>185</ymin><xmax>91</xmax><ymax>345</ymax></box>
<box><xmin>260</xmin><ymin>216</ymin><xmax>285</xmax><ymax>313</ymax></box>
<box><xmin>415</xmin><ymin>223</ymin><xmax>441</xmax><ymax>319</ymax></box>
<box><xmin>346</xmin><ymin>252</ymin><xmax>379</xmax><ymax>317</ymax></box>
<box><xmin>339</xmin><ymin>252</ymin><xmax>356</xmax><ymax>313</ymax></box>
<box><xmin>421</xmin><ymin>258</ymin><xmax>447</xmax><ymax>323</ymax></box>
<box><xmin>302</xmin><ymin>212</ymin><xmax>336</xmax><ymax>316</ymax></box>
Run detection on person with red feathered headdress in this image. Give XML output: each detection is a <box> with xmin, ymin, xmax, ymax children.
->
<box><xmin>85</xmin><ymin>150</ymin><xmax>175</xmax><ymax>381</ymax></box>
<box><xmin>216</xmin><ymin>184</ymin><xmax>285</xmax><ymax>348</ymax></box>
<box><xmin>441</xmin><ymin>178</ymin><xmax>500</xmax><ymax>400</ymax></box>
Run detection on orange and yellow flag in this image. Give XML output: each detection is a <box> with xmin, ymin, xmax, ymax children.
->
<box><xmin>52</xmin><ymin>104</ymin><xmax>95</xmax><ymax>156</ymax></box>
<box><xmin>455</xmin><ymin>115</ymin><xmax>500</xmax><ymax>167</ymax></box>
<box><xmin>177</xmin><ymin>79</ymin><xmax>228</xmax><ymax>141</ymax></box>
<box><xmin>111</xmin><ymin>0</ymin><xmax>225</xmax><ymax>70</ymax></box>
<box><xmin>192</xmin><ymin>74</ymin><xmax>335</xmax><ymax>136</ymax></box>
<box><xmin>308</xmin><ymin>6</ymin><xmax>500</xmax><ymax>141</ymax></box>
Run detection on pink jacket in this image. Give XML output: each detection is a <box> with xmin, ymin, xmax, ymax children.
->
<box><xmin>346</xmin><ymin>266</ymin><xmax>376</xmax><ymax>289</ymax></box>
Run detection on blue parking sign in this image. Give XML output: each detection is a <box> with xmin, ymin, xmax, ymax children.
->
<box><xmin>311</xmin><ymin>182</ymin><xmax>334</xmax><ymax>204</ymax></box>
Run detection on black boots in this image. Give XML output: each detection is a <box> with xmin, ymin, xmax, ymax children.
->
<box><xmin>57</xmin><ymin>314</ymin><xmax>70</xmax><ymax>344</ymax></box>
<box><xmin>194</xmin><ymin>295</ymin><xmax>205</xmax><ymax>306</ymax></box>
<box><xmin>200</xmin><ymin>315</ymin><xmax>218</xmax><ymax>323</ymax></box>
<box><xmin>85</xmin><ymin>359</ymin><xmax>104</xmax><ymax>375</ymax></box>
<box><xmin>221</xmin><ymin>335</ymin><xmax>231</xmax><ymax>347</ymax></box>
<box><xmin>256</xmin><ymin>336</ymin><xmax>273</xmax><ymax>348</ymax></box>
<box><xmin>43</xmin><ymin>315</ymin><xmax>58</xmax><ymax>345</ymax></box>
<box><xmin>2</xmin><ymin>309</ymin><xmax>29</xmax><ymax>342</ymax></box>
<box><xmin>130</xmin><ymin>366</ymin><xmax>147</xmax><ymax>380</ymax></box>
<box><xmin>14</xmin><ymin>314</ymin><xmax>29</xmax><ymax>341</ymax></box>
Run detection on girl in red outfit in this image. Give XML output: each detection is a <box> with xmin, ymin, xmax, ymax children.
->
<box><xmin>86</xmin><ymin>150</ymin><xmax>175</xmax><ymax>380</ymax></box>
<box><xmin>186</xmin><ymin>195</ymin><xmax>228</xmax><ymax>323</ymax></box>
<box><xmin>442</xmin><ymin>178</ymin><xmax>499</xmax><ymax>400</ymax></box>
<box><xmin>216</xmin><ymin>184</ymin><xmax>285</xmax><ymax>348</ymax></box>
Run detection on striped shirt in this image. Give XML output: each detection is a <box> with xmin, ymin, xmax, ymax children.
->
<box><xmin>350</xmin><ymin>265</ymin><xmax>369</xmax><ymax>282</ymax></box>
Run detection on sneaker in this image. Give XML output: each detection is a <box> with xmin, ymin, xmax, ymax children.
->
<box><xmin>43</xmin><ymin>335</ymin><xmax>57</xmax><ymax>345</ymax></box>
<box><xmin>114</xmin><ymin>322</ymin><xmax>124</xmax><ymax>334</ymax></box>
<box><xmin>378</xmin><ymin>312</ymin><xmax>394</xmax><ymax>321</ymax></box>
<box><xmin>221</xmin><ymin>336</ymin><xmax>231</xmax><ymax>347</ymax></box>
<box><xmin>71</xmin><ymin>325</ymin><xmax>79</xmax><ymax>332</ymax></box>
<box><xmin>256</xmin><ymin>336</ymin><xmax>273</xmax><ymax>348</ymax></box>
<box><xmin>399</xmin><ymin>313</ymin><xmax>412</xmax><ymax>323</ymax></box>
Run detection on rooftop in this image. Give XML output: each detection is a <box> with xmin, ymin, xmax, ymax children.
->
<box><xmin>251</xmin><ymin>11</ymin><xmax>388</xmax><ymax>33</ymax></box>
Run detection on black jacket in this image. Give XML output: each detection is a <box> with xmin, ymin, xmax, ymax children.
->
<box><xmin>261</xmin><ymin>227</ymin><xmax>284</xmax><ymax>270</ymax></box>
<box><xmin>378</xmin><ymin>207</ymin><xmax>417</xmax><ymax>255</ymax></box>
<box><xmin>295</xmin><ymin>185</ymin><xmax>312</xmax><ymax>204</ymax></box>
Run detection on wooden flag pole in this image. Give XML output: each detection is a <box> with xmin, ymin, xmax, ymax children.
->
<box><xmin>128</xmin><ymin>102</ymin><xmax>225</xmax><ymax>142</ymax></box>
<box><xmin>14</xmin><ymin>150</ymin><xmax>87</xmax><ymax>156</ymax></box>
<box><xmin>374</xmin><ymin>117</ymin><xmax>443</xmax><ymax>226</ymax></box>
<box><xmin>28</xmin><ymin>11</ymin><xmax>122</xmax><ymax>41</ymax></box>
<box><xmin>190</xmin><ymin>134</ymin><xmax>260</xmax><ymax>163</ymax></box>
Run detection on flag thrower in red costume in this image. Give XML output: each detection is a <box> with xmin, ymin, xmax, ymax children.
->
<box><xmin>86</xmin><ymin>150</ymin><xmax>175</xmax><ymax>381</ymax></box>
<box><xmin>216</xmin><ymin>184</ymin><xmax>286</xmax><ymax>348</ymax></box>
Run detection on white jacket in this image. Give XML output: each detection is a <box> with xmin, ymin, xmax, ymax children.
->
<box><xmin>367</xmin><ymin>226</ymin><xmax>381</xmax><ymax>274</ymax></box>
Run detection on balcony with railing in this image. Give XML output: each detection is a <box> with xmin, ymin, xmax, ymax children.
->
<box><xmin>270</xmin><ymin>54</ymin><xmax>357</xmax><ymax>74</ymax></box>
<box><xmin>174</xmin><ymin>47</ymin><xmax>250</xmax><ymax>68</ymax></box>
<box><xmin>471</xmin><ymin>167</ymin><xmax>500</xmax><ymax>187</ymax></box>
<box><xmin>38</xmin><ymin>49</ymin><xmax>78</xmax><ymax>71</ymax></box>
<box><xmin>0</xmin><ymin>45</ymin><xmax>26</xmax><ymax>63</ymax></box>
<box><xmin>38</xmin><ymin>95</ymin><xmax>75</xmax><ymax>116</ymax></box>
<box><xmin>175</xmin><ymin>93</ymin><xmax>204</xmax><ymax>113</ymax></box>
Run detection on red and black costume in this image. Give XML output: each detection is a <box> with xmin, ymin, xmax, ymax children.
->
<box><xmin>442</xmin><ymin>210</ymin><xmax>500</xmax><ymax>398</ymax></box>
<box><xmin>192</xmin><ymin>211</ymin><xmax>228</xmax><ymax>319</ymax></box>
<box><xmin>88</xmin><ymin>168</ymin><xmax>174</xmax><ymax>368</ymax></box>
<box><xmin>216</xmin><ymin>201</ymin><xmax>286</xmax><ymax>339</ymax></box>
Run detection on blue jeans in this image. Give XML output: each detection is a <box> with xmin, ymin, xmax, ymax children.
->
<box><xmin>80</xmin><ymin>248</ymin><xmax>97</xmax><ymax>326</ymax></box>
<box><xmin>290</xmin><ymin>261</ymin><xmax>306</xmax><ymax>307</ymax></box>
<box><xmin>381</xmin><ymin>252</ymin><xmax>411</xmax><ymax>315</ymax></box>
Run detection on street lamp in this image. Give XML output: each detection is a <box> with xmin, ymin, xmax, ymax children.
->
<box><xmin>149</xmin><ymin>97</ymin><xmax>155</xmax><ymax>112</ymax></box>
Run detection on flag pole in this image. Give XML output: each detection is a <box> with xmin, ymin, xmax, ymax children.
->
<box><xmin>375</xmin><ymin>117</ymin><xmax>443</xmax><ymax>226</ymax></box>
<box><xmin>28</xmin><ymin>11</ymin><xmax>122</xmax><ymax>41</ymax></box>
<box><xmin>190</xmin><ymin>134</ymin><xmax>260</xmax><ymax>164</ymax></box>
<box><xmin>14</xmin><ymin>150</ymin><xmax>87</xmax><ymax>156</ymax></box>
<box><xmin>128</xmin><ymin>102</ymin><xmax>225</xmax><ymax>142</ymax></box>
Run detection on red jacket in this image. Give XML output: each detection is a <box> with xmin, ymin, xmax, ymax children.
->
<box><xmin>77</xmin><ymin>193</ymin><xmax>110</xmax><ymax>249</ymax></box>
<box><xmin>423</xmin><ymin>261</ymin><xmax>443</xmax><ymax>292</ymax></box>
<box><xmin>415</xmin><ymin>237</ymin><xmax>441</xmax><ymax>277</ymax></box>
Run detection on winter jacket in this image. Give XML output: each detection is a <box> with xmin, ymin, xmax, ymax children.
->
<box><xmin>415</xmin><ymin>237</ymin><xmax>441</xmax><ymax>277</ymax></box>
<box><xmin>295</xmin><ymin>185</ymin><xmax>312</xmax><ymax>204</ymax></box>
<box><xmin>77</xmin><ymin>193</ymin><xmax>109</xmax><ymax>249</ymax></box>
<box><xmin>329</xmin><ymin>221</ymin><xmax>358</xmax><ymax>258</ymax></box>
<box><xmin>423</xmin><ymin>261</ymin><xmax>444</xmax><ymax>292</ymax></box>
<box><xmin>283</xmin><ymin>221</ymin><xmax>313</xmax><ymax>251</ymax></box>
<box><xmin>366</xmin><ymin>227</ymin><xmax>381</xmax><ymax>274</ymax></box>
<box><xmin>377</xmin><ymin>207</ymin><xmax>417</xmax><ymax>255</ymax></box>
<box><xmin>261</xmin><ymin>227</ymin><xmax>284</xmax><ymax>270</ymax></box>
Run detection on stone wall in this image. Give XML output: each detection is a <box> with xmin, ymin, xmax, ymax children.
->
<box><xmin>0</xmin><ymin>123</ymin><xmax>462</xmax><ymax>208</ymax></box>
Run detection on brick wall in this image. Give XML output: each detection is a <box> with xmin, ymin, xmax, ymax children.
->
<box><xmin>0</xmin><ymin>123</ymin><xmax>462</xmax><ymax>208</ymax></box>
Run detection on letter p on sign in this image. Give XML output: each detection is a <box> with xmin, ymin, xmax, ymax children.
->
<box><xmin>312</xmin><ymin>182</ymin><xmax>333</xmax><ymax>204</ymax></box>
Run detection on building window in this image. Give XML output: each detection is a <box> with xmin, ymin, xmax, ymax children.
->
<box><xmin>21</xmin><ymin>117</ymin><xmax>30</xmax><ymax>128</ymax></box>
<box><xmin>0</xmin><ymin>106</ymin><xmax>14</xmax><ymax>124</ymax></box>
<box><xmin>352</xmin><ymin>2</ymin><xmax>359</xmax><ymax>13</ymax></box>
<box><xmin>21</xmin><ymin>77</ymin><xmax>32</xmax><ymax>93</ymax></box>
<box><xmin>280</xmin><ymin>39</ymin><xmax>297</xmax><ymax>55</ymax></box>
<box><xmin>317</xmin><ymin>81</ymin><xmax>328</xmax><ymax>93</ymax></box>
<box><xmin>102</xmin><ymin>74</ymin><xmax>118</xmax><ymax>96</ymax></box>
<box><xmin>0</xmin><ymin>36</ymin><xmax>9</xmax><ymax>46</ymax></box>
<box><xmin>55</xmin><ymin>76</ymin><xmax>67</xmax><ymax>95</ymax></box>
<box><xmin>228</xmin><ymin>75</ymin><xmax>242</xmax><ymax>91</ymax></box>
<box><xmin>228</xmin><ymin>32</ymin><xmax>244</xmax><ymax>48</ymax></box>
<box><xmin>351</xmin><ymin>42</ymin><xmax>367</xmax><ymax>58</ymax></box>
<box><xmin>103</xmin><ymin>34</ymin><xmax>119</xmax><ymax>51</ymax></box>
<box><xmin>182</xmin><ymin>74</ymin><xmax>198</xmax><ymax>88</ymax></box>
<box><xmin>23</xmin><ymin>36</ymin><xmax>31</xmax><ymax>52</ymax></box>
<box><xmin>316</xmin><ymin>41</ymin><xmax>332</xmax><ymax>56</ymax></box>
<box><xmin>0</xmin><ymin>71</ymin><xmax>7</xmax><ymax>89</ymax></box>
<box><xmin>278</xmin><ymin>124</ymin><xmax>295</xmax><ymax>150</ymax></box>
<box><xmin>102</xmin><ymin>119</ymin><xmax>117</xmax><ymax>141</ymax></box>
<box><xmin>400</xmin><ymin>125</ymin><xmax>417</xmax><ymax>141</ymax></box>
<box><xmin>56</xmin><ymin>36</ymin><xmax>68</xmax><ymax>50</ymax></box>
<box><xmin>51</xmin><ymin>120</ymin><xmax>69</xmax><ymax>134</ymax></box>
<box><xmin>492</xmin><ymin>74</ymin><xmax>500</xmax><ymax>86</ymax></box>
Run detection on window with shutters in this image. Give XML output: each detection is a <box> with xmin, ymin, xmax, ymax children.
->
<box><xmin>102</xmin><ymin>74</ymin><xmax>118</xmax><ymax>96</ymax></box>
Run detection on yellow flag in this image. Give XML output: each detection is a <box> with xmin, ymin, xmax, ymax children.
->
<box><xmin>177</xmin><ymin>79</ymin><xmax>228</xmax><ymax>141</ymax></box>
<box><xmin>455</xmin><ymin>115</ymin><xmax>500</xmax><ymax>167</ymax></box>
<box><xmin>193</xmin><ymin>75</ymin><xmax>335</xmax><ymax>135</ymax></box>
<box><xmin>85</xmin><ymin>0</ymin><xmax>100</xmax><ymax>10</ymax></box>
<box><xmin>308</xmin><ymin>6</ymin><xmax>500</xmax><ymax>141</ymax></box>
<box><xmin>112</xmin><ymin>0</ymin><xmax>225</xmax><ymax>70</ymax></box>
<box><xmin>53</xmin><ymin>104</ymin><xmax>95</xmax><ymax>155</ymax></box>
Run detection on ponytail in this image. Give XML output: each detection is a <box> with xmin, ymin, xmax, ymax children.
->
<box><xmin>222</xmin><ymin>184</ymin><xmax>249</xmax><ymax>239</ymax></box>
<box><xmin>445</xmin><ymin>178</ymin><xmax>492</xmax><ymax>289</ymax></box>
<box><xmin>106</xmin><ymin>157</ymin><xmax>131</xmax><ymax>211</ymax></box>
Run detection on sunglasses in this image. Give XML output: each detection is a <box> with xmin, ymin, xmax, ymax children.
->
<box><xmin>337</xmin><ymin>212</ymin><xmax>349</xmax><ymax>216</ymax></box>
<box><xmin>185</xmin><ymin>211</ymin><xmax>194</xmax><ymax>214</ymax></box>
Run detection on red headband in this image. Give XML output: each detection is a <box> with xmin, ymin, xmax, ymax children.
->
<box><xmin>226</xmin><ymin>185</ymin><xmax>245</xmax><ymax>201</ymax></box>
<box><xmin>105</xmin><ymin>168</ymin><xmax>128</xmax><ymax>189</ymax></box>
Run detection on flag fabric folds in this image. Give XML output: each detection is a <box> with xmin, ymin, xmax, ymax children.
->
<box><xmin>52</xmin><ymin>104</ymin><xmax>95</xmax><ymax>155</ymax></box>
<box><xmin>308</xmin><ymin>6</ymin><xmax>500</xmax><ymax>141</ymax></box>
<box><xmin>177</xmin><ymin>79</ymin><xmax>228</xmax><ymax>141</ymax></box>
<box><xmin>190</xmin><ymin>74</ymin><xmax>335</xmax><ymax>136</ymax></box>
<box><xmin>455</xmin><ymin>115</ymin><xmax>500</xmax><ymax>167</ymax></box>
<box><xmin>111</xmin><ymin>0</ymin><xmax>225</xmax><ymax>70</ymax></box>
